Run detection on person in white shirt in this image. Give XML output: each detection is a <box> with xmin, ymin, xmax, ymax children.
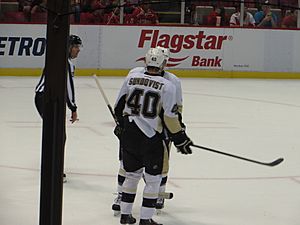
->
<box><xmin>230</xmin><ymin>6</ymin><xmax>256</xmax><ymax>27</ymax></box>
<box><xmin>114</xmin><ymin>48</ymin><xmax>193</xmax><ymax>225</ymax></box>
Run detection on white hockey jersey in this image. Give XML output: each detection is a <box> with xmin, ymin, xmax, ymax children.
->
<box><xmin>129</xmin><ymin>67</ymin><xmax>183</xmax><ymax>107</ymax></box>
<box><xmin>115</xmin><ymin>70</ymin><xmax>178</xmax><ymax>138</ymax></box>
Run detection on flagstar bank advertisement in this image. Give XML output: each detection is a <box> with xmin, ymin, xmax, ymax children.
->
<box><xmin>0</xmin><ymin>24</ymin><xmax>300</xmax><ymax>77</ymax></box>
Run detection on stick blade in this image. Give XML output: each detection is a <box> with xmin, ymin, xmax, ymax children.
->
<box><xmin>158</xmin><ymin>192</ymin><xmax>173</xmax><ymax>200</ymax></box>
<box><xmin>268</xmin><ymin>158</ymin><xmax>284</xmax><ymax>166</ymax></box>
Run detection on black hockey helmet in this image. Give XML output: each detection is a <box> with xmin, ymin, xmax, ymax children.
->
<box><xmin>69</xmin><ymin>34</ymin><xmax>82</xmax><ymax>47</ymax></box>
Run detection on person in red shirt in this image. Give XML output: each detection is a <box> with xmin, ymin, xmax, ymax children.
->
<box><xmin>127</xmin><ymin>4</ymin><xmax>144</xmax><ymax>24</ymax></box>
<box><xmin>140</xmin><ymin>4</ymin><xmax>159</xmax><ymax>24</ymax></box>
<box><xmin>80</xmin><ymin>0</ymin><xmax>105</xmax><ymax>23</ymax></box>
<box><xmin>124</xmin><ymin>4</ymin><xmax>139</xmax><ymax>24</ymax></box>
<box><xmin>125</xmin><ymin>3</ymin><xmax>158</xmax><ymax>24</ymax></box>
<box><xmin>207</xmin><ymin>6</ymin><xmax>228</xmax><ymax>26</ymax></box>
<box><xmin>281</xmin><ymin>10</ymin><xmax>297</xmax><ymax>28</ymax></box>
<box><xmin>103</xmin><ymin>7</ymin><xmax>120</xmax><ymax>24</ymax></box>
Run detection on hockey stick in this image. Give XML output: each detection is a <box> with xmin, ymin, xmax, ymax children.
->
<box><xmin>92</xmin><ymin>74</ymin><xmax>119</xmax><ymax>125</ymax></box>
<box><xmin>191</xmin><ymin>144</ymin><xmax>284</xmax><ymax>167</ymax></box>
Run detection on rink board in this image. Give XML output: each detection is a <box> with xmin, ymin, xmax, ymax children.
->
<box><xmin>1</xmin><ymin>24</ymin><xmax>300</xmax><ymax>78</ymax></box>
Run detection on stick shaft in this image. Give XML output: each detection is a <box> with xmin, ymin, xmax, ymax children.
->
<box><xmin>92</xmin><ymin>75</ymin><xmax>118</xmax><ymax>124</ymax></box>
<box><xmin>192</xmin><ymin>144</ymin><xmax>283</xmax><ymax>167</ymax></box>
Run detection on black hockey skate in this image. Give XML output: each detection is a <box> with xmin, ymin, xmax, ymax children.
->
<box><xmin>139</xmin><ymin>219</ymin><xmax>162</xmax><ymax>225</ymax></box>
<box><xmin>120</xmin><ymin>214</ymin><xmax>136</xmax><ymax>224</ymax></box>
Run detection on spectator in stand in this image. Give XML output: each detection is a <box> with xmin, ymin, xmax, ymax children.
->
<box><xmin>103</xmin><ymin>6</ymin><xmax>120</xmax><ymax>24</ymax></box>
<box><xmin>125</xmin><ymin>3</ymin><xmax>144</xmax><ymax>24</ymax></box>
<box><xmin>71</xmin><ymin>0</ymin><xmax>81</xmax><ymax>23</ymax></box>
<box><xmin>124</xmin><ymin>6</ymin><xmax>138</xmax><ymax>24</ymax></box>
<box><xmin>230</xmin><ymin>6</ymin><xmax>256</xmax><ymax>27</ymax></box>
<box><xmin>254</xmin><ymin>1</ymin><xmax>278</xmax><ymax>28</ymax></box>
<box><xmin>19</xmin><ymin>0</ymin><xmax>46</xmax><ymax>21</ymax></box>
<box><xmin>281</xmin><ymin>10</ymin><xmax>297</xmax><ymax>28</ymax></box>
<box><xmin>125</xmin><ymin>3</ymin><xmax>158</xmax><ymax>24</ymax></box>
<box><xmin>207</xmin><ymin>6</ymin><xmax>229</xmax><ymax>26</ymax></box>
<box><xmin>18</xmin><ymin>0</ymin><xmax>37</xmax><ymax>13</ymax></box>
<box><xmin>140</xmin><ymin>3</ymin><xmax>159</xmax><ymax>24</ymax></box>
<box><xmin>123</xmin><ymin>1</ymin><xmax>135</xmax><ymax>15</ymax></box>
<box><xmin>80</xmin><ymin>0</ymin><xmax>106</xmax><ymax>23</ymax></box>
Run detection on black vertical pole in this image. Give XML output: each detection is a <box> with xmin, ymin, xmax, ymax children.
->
<box><xmin>39</xmin><ymin>0</ymin><xmax>70</xmax><ymax>224</ymax></box>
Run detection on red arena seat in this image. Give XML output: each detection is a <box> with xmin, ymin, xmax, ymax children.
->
<box><xmin>4</xmin><ymin>11</ymin><xmax>26</xmax><ymax>22</ymax></box>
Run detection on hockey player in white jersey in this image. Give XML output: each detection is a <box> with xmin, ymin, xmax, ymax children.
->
<box><xmin>112</xmin><ymin>46</ymin><xmax>185</xmax><ymax>214</ymax></box>
<box><xmin>114</xmin><ymin>48</ymin><xmax>193</xmax><ymax>225</ymax></box>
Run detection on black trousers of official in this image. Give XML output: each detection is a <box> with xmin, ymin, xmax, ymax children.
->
<box><xmin>35</xmin><ymin>92</ymin><xmax>44</xmax><ymax>118</ymax></box>
<box><xmin>34</xmin><ymin>91</ymin><xmax>67</xmax><ymax>145</ymax></box>
<box><xmin>122</xmin><ymin>118</ymin><xmax>164</xmax><ymax>176</ymax></box>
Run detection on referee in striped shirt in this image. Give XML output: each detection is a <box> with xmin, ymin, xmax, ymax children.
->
<box><xmin>35</xmin><ymin>34</ymin><xmax>81</xmax><ymax>122</ymax></box>
<box><xmin>34</xmin><ymin>34</ymin><xmax>82</xmax><ymax>182</ymax></box>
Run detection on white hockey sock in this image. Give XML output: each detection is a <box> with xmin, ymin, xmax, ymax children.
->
<box><xmin>140</xmin><ymin>173</ymin><xmax>162</xmax><ymax>219</ymax></box>
<box><xmin>121</xmin><ymin>169</ymin><xmax>143</xmax><ymax>215</ymax></box>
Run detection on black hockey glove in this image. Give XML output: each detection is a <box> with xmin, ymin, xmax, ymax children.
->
<box><xmin>113</xmin><ymin>124</ymin><xmax>123</xmax><ymax>140</ymax></box>
<box><xmin>171</xmin><ymin>130</ymin><xmax>193</xmax><ymax>154</ymax></box>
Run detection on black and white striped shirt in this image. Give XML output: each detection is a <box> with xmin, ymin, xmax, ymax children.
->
<box><xmin>35</xmin><ymin>58</ymin><xmax>77</xmax><ymax>112</ymax></box>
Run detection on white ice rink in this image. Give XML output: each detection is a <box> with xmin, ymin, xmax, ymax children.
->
<box><xmin>0</xmin><ymin>76</ymin><xmax>300</xmax><ymax>225</ymax></box>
